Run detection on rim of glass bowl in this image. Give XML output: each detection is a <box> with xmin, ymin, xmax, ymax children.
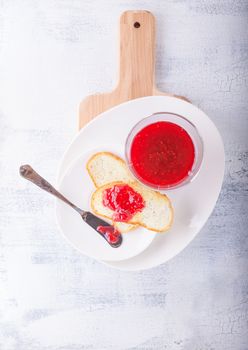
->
<box><xmin>125</xmin><ymin>112</ymin><xmax>204</xmax><ymax>191</ymax></box>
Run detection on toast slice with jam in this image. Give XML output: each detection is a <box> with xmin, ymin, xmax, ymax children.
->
<box><xmin>91</xmin><ymin>181</ymin><xmax>173</xmax><ymax>233</ymax></box>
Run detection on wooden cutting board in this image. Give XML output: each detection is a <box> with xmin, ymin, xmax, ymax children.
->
<box><xmin>79</xmin><ymin>10</ymin><xmax>188</xmax><ymax>129</ymax></box>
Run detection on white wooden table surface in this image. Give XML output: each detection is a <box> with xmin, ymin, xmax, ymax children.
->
<box><xmin>1</xmin><ymin>1</ymin><xmax>248</xmax><ymax>349</ymax></box>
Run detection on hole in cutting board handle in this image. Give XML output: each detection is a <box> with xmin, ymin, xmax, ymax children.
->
<box><xmin>133</xmin><ymin>22</ymin><xmax>140</xmax><ymax>28</ymax></box>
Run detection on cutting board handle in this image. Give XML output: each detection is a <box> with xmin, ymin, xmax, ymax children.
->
<box><xmin>117</xmin><ymin>11</ymin><xmax>155</xmax><ymax>98</ymax></box>
<box><xmin>79</xmin><ymin>11</ymin><xmax>189</xmax><ymax>129</ymax></box>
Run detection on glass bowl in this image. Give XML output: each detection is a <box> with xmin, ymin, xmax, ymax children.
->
<box><xmin>125</xmin><ymin>112</ymin><xmax>204</xmax><ymax>190</ymax></box>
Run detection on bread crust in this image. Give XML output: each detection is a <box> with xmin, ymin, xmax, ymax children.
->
<box><xmin>113</xmin><ymin>222</ymin><xmax>138</xmax><ymax>233</ymax></box>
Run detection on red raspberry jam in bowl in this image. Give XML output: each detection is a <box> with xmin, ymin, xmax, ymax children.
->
<box><xmin>125</xmin><ymin>112</ymin><xmax>203</xmax><ymax>190</ymax></box>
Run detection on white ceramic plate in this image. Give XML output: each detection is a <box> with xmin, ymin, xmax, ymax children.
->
<box><xmin>56</xmin><ymin>148</ymin><xmax>156</xmax><ymax>261</ymax></box>
<box><xmin>57</xmin><ymin>96</ymin><xmax>225</xmax><ymax>270</ymax></box>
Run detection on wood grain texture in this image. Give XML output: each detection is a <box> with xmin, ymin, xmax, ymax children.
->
<box><xmin>79</xmin><ymin>10</ymin><xmax>188</xmax><ymax>128</ymax></box>
<box><xmin>0</xmin><ymin>1</ymin><xmax>248</xmax><ymax>349</ymax></box>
